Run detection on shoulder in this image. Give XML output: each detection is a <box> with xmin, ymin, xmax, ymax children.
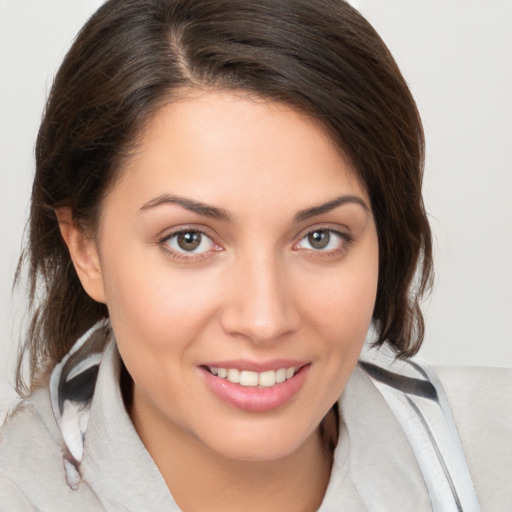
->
<box><xmin>433</xmin><ymin>365</ymin><xmax>512</xmax><ymax>415</ymax></box>
<box><xmin>0</xmin><ymin>387</ymin><xmax>101</xmax><ymax>511</ymax></box>
<box><xmin>0</xmin><ymin>386</ymin><xmax>61</xmax><ymax>476</ymax></box>
<box><xmin>433</xmin><ymin>365</ymin><xmax>512</xmax><ymax>510</ymax></box>
<box><xmin>0</xmin><ymin>474</ymin><xmax>37</xmax><ymax>512</ymax></box>
<box><xmin>0</xmin><ymin>387</ymin><xmax>60</xmax><ymax>508</ymax></box>
<box><xmin>432</xmin><ymin>365</ymin><xmax>512</xmax><ymax>436</ymax></box>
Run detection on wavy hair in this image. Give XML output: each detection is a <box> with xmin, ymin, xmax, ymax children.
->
<box><xmin>17</xmin><ymin>0</ymin><xmax>433</xmax><ymax>392</ymax></box>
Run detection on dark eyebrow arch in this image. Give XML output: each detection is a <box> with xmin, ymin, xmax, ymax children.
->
<box><xmin>139</xmin><ymin>194</ymin><xmax>231</xmax><ymax>222</ymax></box>
<box><xmin>294</xmin><ymin>195</ymin><xmax>369</xmax><ymax>222</ymax></box>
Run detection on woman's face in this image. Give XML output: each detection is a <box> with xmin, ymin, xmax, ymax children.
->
<box><xmin>92</xmin><ymin>90</ymin><xmax>379</xmax><ymax>461</ymax></box>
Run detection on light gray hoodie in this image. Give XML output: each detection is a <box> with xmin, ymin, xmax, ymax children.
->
<box><xmin>1</xmin><ymin>326</ymin><xmax>511</xmax><ymax>511</ymax></box>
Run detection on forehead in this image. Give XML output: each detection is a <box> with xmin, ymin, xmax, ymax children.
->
<box><xmin>108</xmin><ymin>90</ymin><xmax>369</xmax><ymax>219</ymax></box>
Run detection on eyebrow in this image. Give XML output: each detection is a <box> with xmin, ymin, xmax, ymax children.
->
<box><xmin>139</xmin><ymin>193</ymin><xmax>368</xmax><ymax>223</ymax></box>
<box><xmin>293</xmin><ymin>195</ymin><xmax>369</xmax><ymax>222</ymax></box>
<box><xmin>139</xmin><ymin>194</ymin><xmax>232</xmax><ymax>222</ymax></box>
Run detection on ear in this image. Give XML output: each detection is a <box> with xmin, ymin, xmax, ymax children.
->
<box><xmin>56</xmin><ymin>207</ymin><xmax>106</xmax><ymax>304</ymax></box>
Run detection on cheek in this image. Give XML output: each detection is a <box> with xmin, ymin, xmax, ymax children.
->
<box><xmin>307</xmin><ymin>261</ymin><xmax>378</xmax><ymax>342</ymax></box>
<box><xmin>101</xmin><ymin>261</ymin><xmax>223</xmax><ymax>406</ymax></box>
<box><xmin>314</xmin><ymin>263</ymin><xmax>378</xmax><ymax>388</ymax></box>
<box><xmin>99</xmin><ymin>249</ymin><xmax>222</xmax><ymax>354</ymax></box>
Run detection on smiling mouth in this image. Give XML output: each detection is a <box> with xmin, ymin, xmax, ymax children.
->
<box><xmin>203</xmin><ymin>366</ymin><xmax>301</xmax><ymax>388</ymax></box>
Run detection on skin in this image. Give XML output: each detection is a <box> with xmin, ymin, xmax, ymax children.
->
<box><xmin>60</xmin><ymin>90</ymin><xmax>379</xmax><ymax>511</ymax></box>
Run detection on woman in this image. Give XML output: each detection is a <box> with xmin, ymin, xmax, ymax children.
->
<box><xmin>0</xmin><ymin>0</ymin><xmax>510</xmax><ymax>510</ymax></box>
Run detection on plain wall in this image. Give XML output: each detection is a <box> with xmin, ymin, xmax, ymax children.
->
<box><xmin>1</xmin><ymin>0</ymin><xmax>511</xmax><ymax>417</ymax></box>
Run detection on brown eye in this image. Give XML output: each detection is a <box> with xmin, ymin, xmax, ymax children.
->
<box><xmin>295</xmin><ymin>228</ymin><xmax>350</xmax><ymax>254</ymax></box>
<box><xmin>177</xmin><ymin>231</ymin><xmax>202</xmax><ymax>251</ymax></box>
<box><xmin>307</xmin><ymin>230</ymin><xmax>330</xmax><ymax>249</ymax></box>
<box><xmin>164</xmin><ymin>230</ymin><xmax>216</xmax><ymax>255</ymax></box>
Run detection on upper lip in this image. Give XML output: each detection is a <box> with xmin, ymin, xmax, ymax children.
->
<box><xmin>199</xmin><ymin>359</ymin><xmax>309</xmax><ymax>372</ymax></box>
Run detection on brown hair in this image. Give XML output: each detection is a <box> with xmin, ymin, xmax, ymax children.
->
<box><xmin>17</xmin><ymin>0</ymin><xmax>432</xmax><ymax>391</ymax></box>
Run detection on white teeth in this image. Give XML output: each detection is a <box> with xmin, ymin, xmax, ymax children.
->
<box><xmin>209</xmin><ymin>366</ymin><xmax>298</xmax><ymax>387</ymax></box>
<box><xmin>227</xmin><ymin>368</ymin><xmax>240</xmax><ymax>383</ymax></box>
<box><xmin>240</xmin><ymin>370</ymin><xmax>259</xmax><ymax>386</ymax></box>
<box><xmin>275</xmin><ymin>368</ymin><xmax>286</xmax><ymax>384</ymax></box>
<box><xmin>259</xmin><ymin>370</ymin><xmax>276</xmax><ymax>387</ymax></box>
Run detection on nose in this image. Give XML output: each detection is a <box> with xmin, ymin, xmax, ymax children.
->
<box><xmin>220</xmin><ymin>251</ymin><xmax>301</xmax><ymax>345</ymax></box>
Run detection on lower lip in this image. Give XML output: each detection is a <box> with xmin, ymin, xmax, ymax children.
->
<box><xmin>200</xmin><ymin>365</ymin><xmax>310</xmax><ymax>412</ymax></box>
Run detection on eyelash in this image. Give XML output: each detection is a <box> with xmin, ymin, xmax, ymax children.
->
<box><xmin>158</xmin><ymin>226</ymin><xmax>353</xmax><ymax>262</ymax></box>
<box><xmin>294</xmin><ymin>227</ymin><xmax>353</xmax><ymax>259</ymax></box>
<box><xmin>159</xmin><ymin>227</ymin><xmax>221</xmax><ymax>262</ymax></box>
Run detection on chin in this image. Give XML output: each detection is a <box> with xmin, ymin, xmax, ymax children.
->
<box><xmin>197</xmin><ymin>420</ymin><xmax>319</xmax><ymax>463</ymax></box>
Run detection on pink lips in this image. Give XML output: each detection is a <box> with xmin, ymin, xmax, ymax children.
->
<box><xmin>199</xmin><ymin>361</ymin><xmax>310</xmax><ymax>412</ymax></box>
